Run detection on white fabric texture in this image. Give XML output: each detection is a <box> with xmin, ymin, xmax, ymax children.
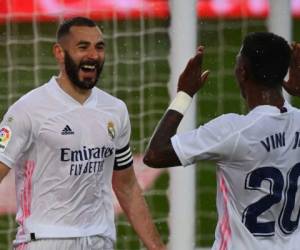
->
<box><xmin>0</xmin><ymin>77</ymin><xmax>132</xmax><ymax>244</ymax></box>
<box><xmin>171</xmin><ymin>101</ymin><xmax>300</xmax><ymax>250</ymax></box>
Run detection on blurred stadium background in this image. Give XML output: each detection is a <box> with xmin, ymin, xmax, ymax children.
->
<box><xmin>0</xmin><ymin>0</ymin><xmax>300</xmax><ymax>249</ymax></box>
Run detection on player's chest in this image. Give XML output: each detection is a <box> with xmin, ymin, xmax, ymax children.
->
<box><xmin>37</xmin><ymin>109</ymin><xmax>118</xmax><ymax>149</ymax></box>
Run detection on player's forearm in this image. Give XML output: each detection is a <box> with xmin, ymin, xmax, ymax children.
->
<box><xmin>144</xmin><ymin>110</ymin><xmax>182</xmax><ymax>168</ymax></box>
<box><xmin>116</xmin><ymin>182</ymin><xmax>166</xmax><ymax>250</ymax></box>
<box><xmin>145</xmin><ymin>47</ymin><xmax>209</xmax><ymax>168</ymax></box>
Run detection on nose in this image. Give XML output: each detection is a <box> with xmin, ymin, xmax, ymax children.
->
<box><xmin>87</xmin><ymin>47</ymin><xmax>99</xmax><ymax>60</ymax></box>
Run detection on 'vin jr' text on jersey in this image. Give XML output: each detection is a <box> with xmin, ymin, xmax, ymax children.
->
<box><xmin>260</xmin><ymin>132</ymin><xmax>300</xmax><ymax>152</ymax></box>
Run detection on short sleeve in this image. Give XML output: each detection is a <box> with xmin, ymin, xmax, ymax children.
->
<box><xmin>171</xmin><ymin>114</ymin><xmax>240</xmax><ymax>166</ymax></box>
<box><xmin>0</xmin><ymin>104</ymin><xmax>32</xmax><ymax>168</ymax></box>
<box><xmin>114</xmin><ymin>102</ymin><xmax>133</xmax><ymax>170</ymax></box>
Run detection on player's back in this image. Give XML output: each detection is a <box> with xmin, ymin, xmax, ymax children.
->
<box><xmin>213</xmin><ymin>103</ymin><xmax>300</xmax><ymax>250</ymax></box>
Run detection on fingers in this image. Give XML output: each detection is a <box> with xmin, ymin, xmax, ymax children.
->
<box><xmin>194</xmin><ymin>46</ymin><xmax>204</xmax><ymax>64</ymax></box>
<box><xmin>290</xmin><ymin>42</ymin><xmax>300</xmax><ymax>68</ymax></box>
<box><xmin>291</xmin><ymin>42</ymin><xmax>300</xmax><ymax>49</ymax></box>
<box><xmin>291</xmin><ymin>42</ymin><xmax>300</xmax><ymax>55</ymax></box>
<box><xmin>177</xmin><ymin>46</ymin><xmax>210</xmax><ymax>96</ymax></box>
<box><xmin>183</xmin><ymin>46</ymin><xmax>205</xmax><ymax>74</ymax></box>
<box><xmin>197</xmin><ymin>45</ymin><xmax>204</xmax><ymax>54</ymax></box>
<box><xmin>194</xmin><ymin>46</ymin><xmax>209</xmax><ymax>83</ymax></box>
<box><xmin>201</xmin><ymin>70</ymin><xmax>210</xmax><ymax>83</ymax></box>
<box><xmin>286</xmin><ymin>42</ymin><xmax>300</xmax><ymax>97</ymax></box>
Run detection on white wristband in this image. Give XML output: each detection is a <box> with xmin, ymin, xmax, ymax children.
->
<box><xmin>168</xmin><ymin>91</ymin><xmax>192</xmax><ymax>115</ymax></box>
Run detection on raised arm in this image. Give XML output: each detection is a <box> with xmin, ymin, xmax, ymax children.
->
<box><xmin>283</xmin><ymin>42</ymin><xmax>300</xmax><ymax>96</ymax></box>
<box><xmin>143</xmin><ymin>46</ymin><xmax>209</xmax><ymax>168</ymax></box>
<box><xmin>112</xmin><ymin>166</ymin><xmax>166</xmax><ymax>250</ymax></box>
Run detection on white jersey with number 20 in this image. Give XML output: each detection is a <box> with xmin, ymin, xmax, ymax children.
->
<box><xmin>171</xmin><ymin>102</ymin><xmax>300</xmax><ymax>250</ymax></box>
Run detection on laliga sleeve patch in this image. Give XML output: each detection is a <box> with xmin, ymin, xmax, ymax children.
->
<box><xmin>0</xmin><ymin>126</ymin><xmax>12</xmax><ymax>152</ymax></box>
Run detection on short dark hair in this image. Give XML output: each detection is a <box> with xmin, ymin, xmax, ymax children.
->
<box><xmin>241</xmin><ymin>32</ymin><xmax>291</xmax><ymax>87</ymax></box>
<box><xmin>56</xmin><ymin>16</ymin><xmax>97</xmax><ymax>41</ymax></box>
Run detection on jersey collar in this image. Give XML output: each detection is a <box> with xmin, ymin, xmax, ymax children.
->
<box><xmin>250</xmin><ymin>101</ymin><xmax>292</xmax><ymax>115</ymax></box>
<box><xmin>47</xmin><ymin>76</ymin><xmax>98</xmax><ymax>108</ymax></box>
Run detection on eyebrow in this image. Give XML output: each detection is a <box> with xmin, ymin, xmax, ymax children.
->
<box><xmin>76</xmin><ymin>40</ymin><xmax>105</xmax><ymax>46</ymax></box>
<box><xmin>96</xmin><ymin>41</ymin><xmax>105</xmax><ymax>47</ymax></box>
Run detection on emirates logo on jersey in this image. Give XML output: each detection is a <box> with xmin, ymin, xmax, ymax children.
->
<box><xmin>60</xmin><ymin>146</ymin><xmax>114</xmax><ymax>176</ymax></box>
<box><xmin>107</xmin><ymin>121</ymin><xmax>115</xmax><ymax>140</ymax></box>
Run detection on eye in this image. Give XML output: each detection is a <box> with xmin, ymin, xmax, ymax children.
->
<box><xmin>96</xmin><ymin>43</ymin><xmax>105</xmax><ymax>50</ymax></box>
<box><xmin>78</xmin><ymin>45</ymin><xmax>88</xmax><ymax>50</ymax></box>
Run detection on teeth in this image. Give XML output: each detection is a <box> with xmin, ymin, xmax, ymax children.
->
<box><xmin>82</xmin><ymin>65</ymin><xmax>96</xmax><ymax>70</ymax></box>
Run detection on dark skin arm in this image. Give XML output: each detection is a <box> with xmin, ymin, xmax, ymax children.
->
<box><xmin>143</xmin><ymin>46</ymin><xmax>209</xmax><ymax>168</ymax></box>
<box><xmin>283</xmin><ymin>43</ymin><xmax>300</xmax><ymax>96</ymax></box>
<box><xmin>143</xmin><ymin>110</ymin><xmax>183</xmax><ymax>168</ymax></box>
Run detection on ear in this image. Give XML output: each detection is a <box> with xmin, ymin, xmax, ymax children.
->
<box><xmin>240</xmin><ymin>64</ymin><xmax>247</xmax><ymax>82</ymax></box>
<box><xmin>239</xmin><ymin>57</ymin><xmax>253</xmax><ymax>82</ymax></box>
<box><xmin>53</xmin><ymin>43</ymin><xmax>65</xmax><ymax>63</ymax></box>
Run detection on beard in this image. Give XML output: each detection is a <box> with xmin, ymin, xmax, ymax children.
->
<box><xmin>64</xmin><ymin>50</ymin><xmax>104</xmax><ymax>90</ymax></box>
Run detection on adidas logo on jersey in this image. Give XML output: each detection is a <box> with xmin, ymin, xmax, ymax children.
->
<box><xmin>61</xmin><ymin>125</ymin><xmax>75</xmax><ymax>135</ymax></box>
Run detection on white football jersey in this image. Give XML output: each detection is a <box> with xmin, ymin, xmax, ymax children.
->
<box><xmin>0</xmin><ymin>77</ymin><xmax>133</xmax><ymax>244</ymax></box>
<box><xmin>171</xmin><ymin>102</ymin><xmax>300</xmax><ymax>250</ymax></box>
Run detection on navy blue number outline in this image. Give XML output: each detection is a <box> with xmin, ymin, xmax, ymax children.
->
<box><xmin>243</xmin><ymin>164</ymin><xmax>300</xmax><ymax>236</ymax></box>
<box><xmin>279</xmin><ymin>163</ymin><xmax>300</xmax><ymax>234</ymax></box>
<box><xmin>242</xmin><ymin>167</ymin><xmax>283</xmax><ymax>236</ymax></box>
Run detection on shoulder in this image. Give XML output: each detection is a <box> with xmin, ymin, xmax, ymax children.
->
<box><xmin>212</xmin><ymin>113</ymin><xmax>243</xmax><ymax>124</ymax></box>
<box><xmin>289</xmin><ymin>104</ymin><xmax>300</xmax><ymax>114</ymax></box>
<box><xmin>204</xmin><ymin>113</ymin><xmax>249</xmax><ymax>134</ymax></box>
<box><xmin>196</xmin><ymin>112</ymin><xmax>264</xmax><ymax>145</ymax></box>
<box><xmin>6</xmin><ymin>84</ymin><xmax>48</xmax><ymax>114</ymax></box>
<box><xmin>93</xmin><ymin>87</ymin><xmax>128</xmax><ymax>111</ymax></box>
<box><xmin>1</xmin><ymin>85</ymin><xmax>49</xmax><ymax>130</ymax></box>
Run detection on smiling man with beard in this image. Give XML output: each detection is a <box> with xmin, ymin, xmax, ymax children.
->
<box><xmin>54</xmin><ymin>17</ymin><xmax>105</xmax><ymax>97</ymax></box>
<box><xmin>63</xmin><ymin>50</ymin><xmax>103</xmax><ymax>90</ymax></box>
<box><xmin>0</xmin><ymin>17</ymin><xmax>165</xmax><ymax>250</ymax></box>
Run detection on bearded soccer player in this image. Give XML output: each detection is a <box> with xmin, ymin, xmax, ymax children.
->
<box><xmin>0</xmin><ymin>17</ymin><xmax>165</xmax><ymax>250</ymax></box>
<box><xmin>144</xmin><ymin>32</ymin><xmax>300</xmax><ymax>250</ymax></box>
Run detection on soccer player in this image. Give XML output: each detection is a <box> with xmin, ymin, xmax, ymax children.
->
<box><xmin>0</xmin><ymin>17</ymin><xmax>165</xmax><ymax>250</ymax></box>
<box><xmin>144</xmin><ymin>32</ymin><xmax>300</xmax><ymax>250</ymax></box>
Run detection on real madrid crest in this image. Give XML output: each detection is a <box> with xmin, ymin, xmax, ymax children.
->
<box><xmin>107</xmin><ymin>121</ymin><xmax>115</xmax><ymax>140</ymax></box>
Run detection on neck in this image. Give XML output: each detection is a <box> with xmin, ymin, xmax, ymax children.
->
<box><xmin>56</xmin><ymin>73</ymin><xmax>92</xmax><ymax>104</ymax></box>
<box><xmin>245</xmin><ymin>82</ymin><xmax>285</xmax><ymax>111</ymax></box>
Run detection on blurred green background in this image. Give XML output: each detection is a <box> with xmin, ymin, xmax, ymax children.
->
<box><xmin>0</xmin><ymin>17</ymin><xmax>300</xmax><ymax>250</ymax></box>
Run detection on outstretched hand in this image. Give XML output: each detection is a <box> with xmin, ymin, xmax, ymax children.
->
<box><xmin>283</xmin><ymin>42</ymin><xmax>300</xmax><ymax>96</ymax></box>
<box><xmin>177</xmin><ymin>46</ymin><xmax>209</xmax><ymax>97</ymax></box>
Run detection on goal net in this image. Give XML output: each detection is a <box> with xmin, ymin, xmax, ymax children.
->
<box><xmin>0</xmin><ymin>0</ymin><xmax>299</xmax><ymax>249</ymax></box>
